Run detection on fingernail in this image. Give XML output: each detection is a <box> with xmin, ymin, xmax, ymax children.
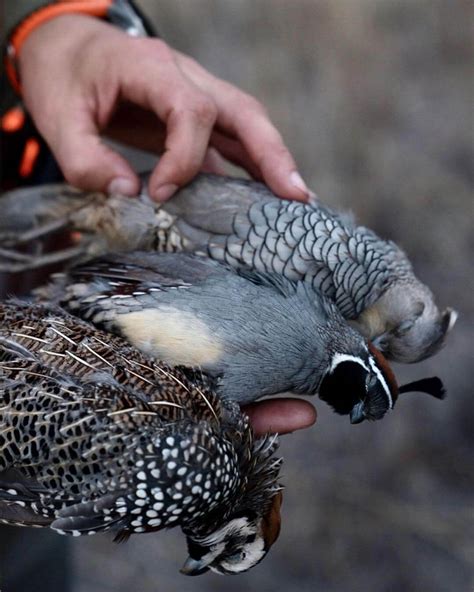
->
<box><xmin>153</xmin><ymin>184</ymin><xmax>178</xmax><ymax>202</ymax></box>
<box><xmin>308</xmin><ymin>190</ymin><xmax>319</xmax><ymax>205</ymax></box>
<box><xmin>107</xmin><ymin>177</ymin><xmax>137</xmax><ymax>196</ymax></box>
<box><xmin>290</xmin><ymin>171</ymin><xmax>310</xmax><ymax>197</ymax></box>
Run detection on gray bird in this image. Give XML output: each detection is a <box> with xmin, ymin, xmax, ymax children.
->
<box><xmin>43</xmin><ymin>251</ymin><xmax>446</xmax><ymax>424</ymax></box>
<box><xmin>0</xmin><ymin>174</ymin><xmax>456</xmax><ymax>362</ymax></box>
<box><xmin>0</xmin><ymin>300</ymin><xmax>282</xmax><ymax>575</ymax></box>
<box><xmin>154</xmin><ymin>174</ymin><xmax>457</xmax><ymax>364</ymax></box>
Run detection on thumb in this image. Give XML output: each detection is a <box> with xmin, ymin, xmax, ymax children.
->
<box><xmin>53</xmin><ymin>116</ymin><xmax>140</xmax><ymax>195</ymax></box>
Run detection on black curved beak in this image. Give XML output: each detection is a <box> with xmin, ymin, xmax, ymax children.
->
<box><xmin>350</xmin><ymin>401</ymin><xmax>366</xmax><ymax>424</ymax></box>
<box><xmin>180</xmin><ymin>557</ymin><xmax>211</xmax><ymax>576</ymax></box>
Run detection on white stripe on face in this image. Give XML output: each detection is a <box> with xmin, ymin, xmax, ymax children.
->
<box><xmin>330</xmin><ymin>353</ymin><xmax>369</xmax><ymax>373</ymax></box>
<box><xmin>367</xmin><ymin>355</ymin><xmax>393</xmax><ymax>409</ymax></box>
<box><xmin>331</xmin><ymin>352</ymin><xmax>393</xmax><ymax>411</ymax></box>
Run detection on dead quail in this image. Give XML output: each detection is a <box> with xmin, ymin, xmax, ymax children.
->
<box><xmin>155</xmin><ymin>174</ymin><xmax>457</xmax><ymax>364</ymax></box>
<box><xmin>0</xmin><ymin>300</ymin><xmax>283</xmax><ymax>575</ymax></box>
<box><xmin>0</xmin><ymin>174</ymin><xmax>456</xmax><ymax>362</ymax></box>
<box><xmin>41</xmin><ymin>252</ymin><xmax>446</xmax><ymax>424</ymax></box>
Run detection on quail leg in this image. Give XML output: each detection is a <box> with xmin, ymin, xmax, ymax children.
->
<box><xmin>0</xmin><ymin>244</ymin><xmax>88</xmax><ymax>273</ymax></box>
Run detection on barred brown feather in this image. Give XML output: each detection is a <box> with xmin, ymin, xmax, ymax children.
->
<box><xmin>0</xmin><ymin>301</ymin><xmax>282</xmax><ymax>575</ymax></box>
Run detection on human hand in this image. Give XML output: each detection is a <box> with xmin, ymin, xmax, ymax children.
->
<box><xmin>19</xmin><ymin>14</ymin><xmax>312</xmax><ymax>202</ymax></box>
<box><xmin>243</xmin><ymin>399</ymin><xmax>316</xmax><ymax>437</ymax></box>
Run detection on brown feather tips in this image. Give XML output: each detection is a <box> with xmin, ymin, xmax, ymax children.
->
<box><xmin>368</xmin><ymin>342</ymin><xmax>399</xmax><ymax>402</ymax></box>
<box><xmin>261</xmin><ymin>490</ymin><xmax>283</xmax><ymax>550</ymax></box>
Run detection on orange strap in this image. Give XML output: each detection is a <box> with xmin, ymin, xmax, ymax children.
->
<box><xmin>19</xmin><ymin>138</ymin><xmax>41</xmax><ymax>178</ymax></box>
<box><xmin>5</xmin><ymin>0</ymin><xmax>114</xmax><ymax>94</ymax></box>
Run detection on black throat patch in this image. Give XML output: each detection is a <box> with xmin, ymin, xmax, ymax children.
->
<box><xmin>318</xmin><ymin>360</ymin><xmax>367</xmax><ymax>415</ymax></box>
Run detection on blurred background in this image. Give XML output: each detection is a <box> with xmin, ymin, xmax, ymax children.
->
<box><xmin>1</xmin><ymin>0</ymin><xmax>472</xmax><ymax>591</ymax></box>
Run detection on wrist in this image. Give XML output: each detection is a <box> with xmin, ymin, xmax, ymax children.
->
<box><xmin>18</xmin><ymin>15</ymin><xmax>115</xmax><ymax>88</ymax></box>
<box><xmin>19</xmin><ymin>13</ymin><xmax>115</xmax><ymax>65</ymax></box>
<box><xmin>18</xmin><ymin>14</ymin><xmax>128</xmax><ymax>132</ymax></box>
<box><xmin>5</xmin><ymin>0</ymin><xmax>153</xmax><ymax>95</ymax></box>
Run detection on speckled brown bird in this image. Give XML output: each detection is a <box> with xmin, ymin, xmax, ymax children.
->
<box><xmin>0</xmin><ymin>300</ymin><xmax>283</xmax><ymax>575</ymax></box>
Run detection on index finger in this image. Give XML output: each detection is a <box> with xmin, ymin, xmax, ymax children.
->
<box><xmin>174</xmin><ymin>54</ymin><xmax>312</xmax><ymax>202</ymax></box>
<box><xmin>147</xmin><ymin>101</ymin><xmax>216</xmax><ymax>201</ymax></box>
<box><xmin>202</xmin><ymin>82</ymin><xmax>311</xmax><ymax>202</ymax></box>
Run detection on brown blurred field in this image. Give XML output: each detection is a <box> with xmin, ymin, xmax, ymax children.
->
<box><xmin>2</xmin><ymin>1</ymin><xmax>473</xmax><ymax>591</ymax></box>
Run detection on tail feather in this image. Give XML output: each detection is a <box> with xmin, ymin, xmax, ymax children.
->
<box><xmin>0</xmin><ymin>473</ymin><xmax>57</xmax><ymax>527</ymax></box>
<box><xmin>399</xmin><ymin>377</ymin><xmax>446</xmax><ymax>399</ymax></box>
<box><xmin>51</xmin><ymin>492</ymin><xmax>127</xmax><ymax>536</ymax></box>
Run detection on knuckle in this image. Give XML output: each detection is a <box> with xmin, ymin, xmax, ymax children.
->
<box><xmin>127</xmin><ymin>37</ymin><xmax>175</xmax><ymax>70</ymax></box>
<box><xmin>61</xmin><ymin>158</ymin><xmax>93</xmax><ymax>188</ymax></box>
<box><xmin>189</xmin><ymin>95</ymin><xmax>217</xmax><ymax>127</ymax></box>
<box><xmin>135</xmin><ymin>37</ymin><xmax>173</xmax><ymax>59</ymax></box>
<box><xmin>171</xmin><ymin>158</ymin><xmax>198</xmax><ymax>182</ymax></box>
<box><xmin>270</xmin><ymin>142</ymin><xmax>292</xmax><ymax>162</ymax></box>
<box><xmin>149</xmin><ymin>38</ymin><xmax>175</xmax><ymax>61</ymax></box>
<box><xmin>240</xmin><ymin>95</ymin><xmax>266</xmax><ymax>117</ymax></box>
<box><xmin>255</xmin><ymin>144</ymin><xmax>288</xmax><ymax>172</ymax></box>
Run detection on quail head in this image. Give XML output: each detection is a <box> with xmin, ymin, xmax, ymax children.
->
<box><xmin>0</xmin><ymin>174</ymin><xmax>456</xmax><ymax>363</ymax></box>
<box><xmin>0</xmin><ymin>300</ymin><xmax>283</xmax><ymax>575</ymax></box>
<box><xmin>42</xmin><ymin>252</ymin><xmax>446</xmax><ymax>424</ymax></box>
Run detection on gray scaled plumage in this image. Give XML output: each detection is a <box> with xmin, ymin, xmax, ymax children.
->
<box><xmin>154</xmin><ymin>174</ymin><xmax>457</xmax><ymax>364</ymax></box>
<box><xmin>0</xmin><ymin>300</ymin><xmax>282</xmax><ymax>575</ymax></box>
<box><xmin>42</xmin><ymin>252</ymin><xmax>446</xmax><ymax>424</ymax></box>
<box><xmin>0</xmin><ymin>174</ymin><xmax>456</xmax><ymax>362</ymax></box>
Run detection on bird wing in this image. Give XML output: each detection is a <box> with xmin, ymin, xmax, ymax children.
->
<box><xmin>0</xmin><ymin>300</ymin><xmax>223</xmax><ymax>424</ymax></box>
<box><xmin>63</xmin><ymin>251</ymin><xmax>227</xmax><ymax>287</ymax></box>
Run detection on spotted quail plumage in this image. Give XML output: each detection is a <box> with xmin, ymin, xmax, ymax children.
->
<box><xmin>39</xmin><ymin>251</ymin><xmax>446</xmax><ymax>424</ymax></box>
<box><xmin>0</xmin><ymin>300</ymin><xmax>283</xmax><ymax>575</ymax></box>
<box><xmin>0</xmin><ymin>174</ymin><xmax>456</xmax><ymax>362</ymax></box>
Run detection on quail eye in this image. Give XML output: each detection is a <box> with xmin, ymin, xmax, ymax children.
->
<box><xmin>226</xmin><ymin>550</ymin><xmax>246</xmax><ymax>564</ymax></box>
<box><xmin>367</xmin><ymin>374</ymin><xmax>379</xmax><ymax>389</ymax></box>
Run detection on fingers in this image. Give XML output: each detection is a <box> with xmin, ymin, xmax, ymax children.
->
<box><xmin>19</xmin><ymin>20</ymin><xmax>220</xmax><ymax>199</ymax></box>
<box><xmin>243</xmin><ymin>398</ymin><xmax>317</xmax><ymax>437</ymax></box>
<box><xmin>106</xmin><ymin>107</ymin><xmax>228</xmax><ymax>176</ymax></box>
<box><xmin>19</xmin><ymin>16</ymin><xmax>141</xmax><ymax>196</ymax></box>
<box><xmin>209</xmin><ymin>131</ymin><xmax>263</xmax><ymax>180</ymax></box>
<box><xmin>200</xmin><ymin>147</ymin><xmax>228</xmax><ymax>175</ymax></box>
<box><xmin>19</xmin><ymin>16</ymin><xmax>310</xmax><ymax>202</ymax></box>
<box><xmin>216</xmin><ymin>91</ymin><xmax>311</xmax><ymax>202</ymax></box>
<box><xmin>211</xmin><ymin>118</ymin><xmax>309</xmax><ymax>201</ymax></box>
<box><xmin>111</xmin><ymin>38</ymin><xmax>219</xmax><ymax>201</ymax></box>
<box><xmin>105</xmin><ymin>101</ymin><xmax>168</xmax><ymax>154</ymax></box>
<box><xmin>175</xmin><ymin>53</ymin><xmax>313</xmax><ymax>201</ymax></box>
<box><xmin>147</xmin><ymin>98</ymin><xmax>217</xmax><ymax>201</ymax></box>
<box><xmin>54</xmin><ymin>109</ymin><xmax>140</xmax><ymax>195</ymax></box>
<box><xmin>229</xmin><ymin>107</ymin><xmax>309</xmax><ymax>201</ymax></box>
